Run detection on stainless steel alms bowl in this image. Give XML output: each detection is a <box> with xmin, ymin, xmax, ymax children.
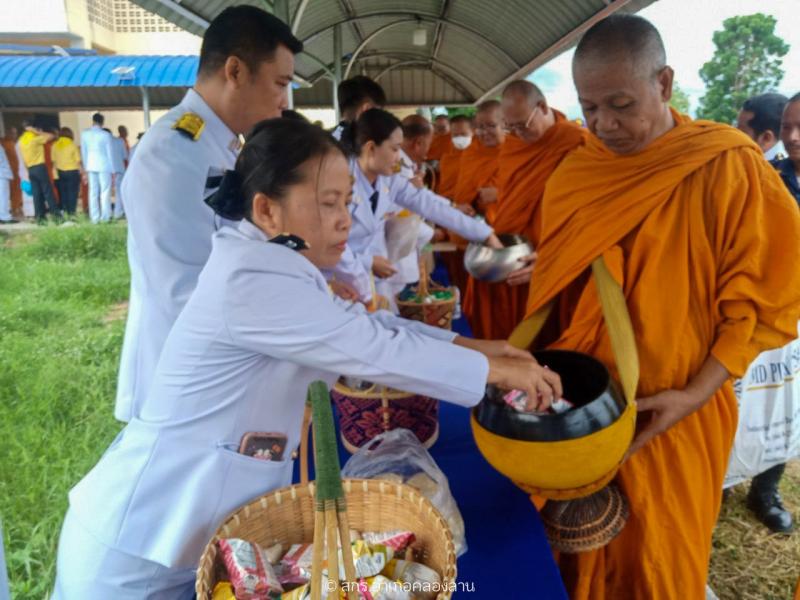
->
<box><xmin>473</xmin><ymin>350</ymin><xmax>626</xmax><ymax>442</ymax></box>
<box><xmin>463</xmin><ymin>234</ymin><xmax>534</xmax><ymax>283</ymax></box>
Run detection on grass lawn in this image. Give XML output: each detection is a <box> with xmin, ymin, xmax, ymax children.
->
<box><xmin>0</xmin><ymin>223</ymin><xmax>797</xmax><ymax>599</ymax></box>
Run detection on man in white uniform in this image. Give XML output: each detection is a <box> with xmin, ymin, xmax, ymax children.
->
<box><xmin>0</xmin><ymin>142</ymin><xmax>13</xmax><ymax>223</ymax></box>
<box><xmin>110</xmin><ymin>129</ymin><xmax>128</xmax><ymax>218</ymax></box>
<box><xmin>331</xmin><ymin>76</ymin><xmax>387</xmax><ymax>142</ymax></box>
<box><xmin>80</xmin><ymin>113</ymin><xmax>114</xmax><ymax>223</ymax></box>
<box><xmin>115</xmin><ymin>5</ymin><xmax>303</xmax><ymax>422</ymax></box>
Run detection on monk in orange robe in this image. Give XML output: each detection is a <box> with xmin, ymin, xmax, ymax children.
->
<box><xmin>518</xmin><ymin>15</ymin><xmax>800</xmax><ymax>599</ymax></box>
<box><xmin>463</xmin><ymin>82</ymin><xmax>585</xmax><ymax>339</ymax></box>
<box><xmin>436</xmin><ymin>115</ymin><xmax>472</xmax><ymax>200</ymax></box>
<box><xmin>426</xmin><ymin>114</ymin><xmax>451</xmax><ymax>162</ymax></box>
<box><xmin>452</xmin><ymin>100</ymin><xmax>504</xmax><ymax>209</ymax></box>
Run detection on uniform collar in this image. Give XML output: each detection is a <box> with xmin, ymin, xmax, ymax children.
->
<box><xmin>237</xmin><ymin>219</ymin><xmax>268</xmax><ymax>242</ymax></box>
<box><xmin>764</xmin><ymin>141</ymin><xmax>786</xmax><ymax>162</ymax></box>
<box><xmin>182</xmin><ymin>88</ymin><xmax>241</xmax><ymax>157</ymax></box>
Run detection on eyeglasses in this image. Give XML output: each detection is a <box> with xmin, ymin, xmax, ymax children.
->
<box><xmin>503</xmin><ymin>106</ymin><xmax>538</xmax><ymax>135</ymax></box>
<box><xmin>474</xmin><ymin>122</ymin><xmax>501</xmax><ymax>131</ymax></box>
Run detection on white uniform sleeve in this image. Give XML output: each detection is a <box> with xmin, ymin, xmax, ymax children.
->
<box><xmin>327</xmin><ymin>244</ymin><xmax>374</xmax><ymax>301</ymax></box>
<box><xmin>225</xmin><ymin>272</ymin><xmax>488</xmax><ymax>406</ymax></box>
<box><xmin>80</xmin><ymin>132</ymin><xmax>87</xmax><ymax>167</ymax></box>
<box><xmin>391</xmin><ymin>176</ymin><xmax>492</xmax><ymax>241</ymax></box>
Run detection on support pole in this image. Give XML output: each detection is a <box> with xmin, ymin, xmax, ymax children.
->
<box><xmin>332</xmin><ymin>23</ymin><xmax>343</xmax><ymax>122</ymax></box>
<box><xmin>140</xmin><ymin>86</ymin><xmax>151</xmax><ymax>129</ymax></box>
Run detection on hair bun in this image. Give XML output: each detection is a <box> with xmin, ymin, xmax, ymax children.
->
<box><xmin>205</xmin><ymin>169</ymin><xmax>246</xmax><ymax>220</ymax></box>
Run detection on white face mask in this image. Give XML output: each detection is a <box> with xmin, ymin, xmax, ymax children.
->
<box><xmin>451</xmin><ymin>135</ymin><xmax>472</xmax><ymax>150</ymax></box>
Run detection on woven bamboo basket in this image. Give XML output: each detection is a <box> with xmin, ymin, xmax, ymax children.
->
<box><xmin>332</xmin><ymin>380</ymin><xmax>439</xmax><ymax>453</ymax></box>
<box><xmin>196</xmin><ymin>382</ymin><xmax>457</xmax><ymax>599</ymax></box>
<box><xmin>396</xmin><ymin>257</ymin><xmax>457</xmax><ymax>330</ymax></box>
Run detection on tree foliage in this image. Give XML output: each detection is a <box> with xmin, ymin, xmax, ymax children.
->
<box><xmin>670</xmin><ymin>82</ymin><xmax>691</xmax><ymax>114</ymax></box>
<box><xmin>697</xmin><ymin>13</ymin><xmax>789</xmax><ymax>124</ymax></box>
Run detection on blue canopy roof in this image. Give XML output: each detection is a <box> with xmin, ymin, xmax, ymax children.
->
<box><xmin>0</xmin><ymin>55</ymin><xmax>198</xmax><ymax>110</ymax></box>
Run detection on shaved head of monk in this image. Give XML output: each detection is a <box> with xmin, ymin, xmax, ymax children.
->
<box><xmin>449</xmin><ymin>114</ymin><xmax>472</xmax><ymax>138</ymax></box>
<box><xmin>433</xmin><ymin>114</ymin><xmax>450</xmax><ymax>135</ymax></box>
<box><xmin>572</xmin><ymin>14</ymin><xmax>675</xmax><ymax>155</ymax></box>
<box><xmin>501</xmin><ymin>80</ymin><xmax>556</xmax><ymax>144</ymax></box>
<box><xmin>474</xmin><ymin>100</ymin><xmax>505</xmax><ymax>147</ymax></box>
<box><xmin>401</xmin><ymin>114</ymin><xmax>433</xmax><ymax>163</ymax></box>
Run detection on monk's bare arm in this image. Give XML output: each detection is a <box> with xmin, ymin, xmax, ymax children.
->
<box><xmin>627</xmin><ymin>355</ymin><xmax>730</xmax><ymax>457</ymax></box>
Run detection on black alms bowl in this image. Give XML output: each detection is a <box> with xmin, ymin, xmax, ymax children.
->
<box><xmin>474</xmin><ymin>350</ymin><xmax>625</xmax><ymax>442</ymax></box>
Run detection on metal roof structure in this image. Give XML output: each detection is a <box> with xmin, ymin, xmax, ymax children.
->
<box><xmin>0</xmin><ymin>55</ymin><xmax>197</xmax><ymax>112</ymax></box>
<box><xmin>131</xmin><ymin>0</ymin><xmax>657</xmax><ymax>107</ymax></box>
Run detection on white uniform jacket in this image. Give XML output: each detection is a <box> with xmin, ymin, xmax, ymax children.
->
<box><xmin>80</xmin><ymin>126</ymin><xmax>115</xmax><ymax>173</ymax></box>
<box><xmin>115</xmin><ymin>89</ymin><xmax>241</xmax><ymax>422</ymax></box>
<box><xmin>68</xmin><ymin>220</ymin><xmax>489</xmax><ymax>569</ymax></box>
<box><xmin>329</xmin><ymin>158</ymin><xmax>492</xmax><ymax>301</ymax></box>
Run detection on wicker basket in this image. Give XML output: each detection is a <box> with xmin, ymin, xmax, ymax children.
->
<box><xmin>332</xmin><ymin>380</ymin><xmax>439</xmax><ymax>453</ymax></box>
<box><xmin>196</xmin><ymin>382</ymin><xmax>457</xmax><ymax>599</ymax></box>
<box><xmin>396</xmin><ymin>257</ymin><xmax>457</xmax><ymax>330</ymax></box>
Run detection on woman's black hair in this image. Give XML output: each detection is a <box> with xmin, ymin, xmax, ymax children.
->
<box><xmin>339</xmin><ymin>108</ymin><xmax>402</xmax><ymax>156</ymax></box>
<box><xmin>206</xmin><ymin>118</ymin><xmax>345</xmax><ymax>221</ymax></box>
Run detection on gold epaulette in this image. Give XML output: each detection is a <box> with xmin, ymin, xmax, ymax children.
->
<box><xmin>172</xmin><ymin>112</ymin><xmax>205</xmax><ymax>141</ymax></box>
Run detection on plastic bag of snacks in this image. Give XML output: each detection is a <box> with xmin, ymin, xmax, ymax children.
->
<box><xmin>218</xmin><ymin>538</ymin><xmax>284</xmax><ymax>599</ymax></box>
<box><xmin>341</xmin><ymin>428</ymin><xmax>467</xmax><ymax>556</ymax></box>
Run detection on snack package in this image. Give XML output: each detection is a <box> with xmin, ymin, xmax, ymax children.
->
<box><xmin>382</xmin><ymin>559</ymin><xmax>441</xmax><ymax>600</ymax></box>
<box><xmin>362</xmin><ymin>575</ymin><xmax>413</xmax><ymax>600</ymax></box>
<box><xmin>503</xmin><ymin>390</ymin><xmax>574</xmax><ymax>415</ymax></box>
<box><xmin>218</xmin><ymin>538</ymin><xmax>284</xmax><ymax>599</ymax></box>
<box><xmin>264</xmin><ymin>543</ymin><xmax>284</xmax><ymax>565</ymax></box>
<box><xmin>361</xmin><ymin>530</ymin><xmax>415</xmax><ymax>553</ymax></box>
<box><xmin>212</xmin><ymin>581</ymin><xmax>237</xmax><ymax>600</ymax></box>
<box><xmin>324</xmin><ymin>540</ymin><xmax>394</xmax><ymax>580</ymax></box>
<box><xmin>342</xmin><ymin>428</ymin><xmax>468</xmax><ymax>556</ymax></box>
<box><xmin>278</xmin><ymin>543</ymin><xmax>314</xmax><ymax>587</ymax></box>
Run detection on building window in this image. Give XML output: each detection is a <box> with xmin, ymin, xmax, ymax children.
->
<box><xmin>89</xmin><ymin>0</ymin><xmax>182</xmax><ymax>33</ymax></box>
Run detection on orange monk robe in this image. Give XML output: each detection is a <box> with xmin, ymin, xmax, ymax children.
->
<box><xmin>434</xmin><ymin>140</ymin><xmax>471</xmax><ymax>293</ymax></box>
<box><xmin>426</xmin><ymin>133</ymin><xmax>452</xmax><ymax>162</ymax></box>
<box><xmin>448</xmin><ymin>138</ymin><xmax>501</xmax><ymax>249</ymax></box>
<box><xmin>463</xmin><ymin>113</ymin><xmax>585</xmax><ymax>339</ymax></box>
<box><xmin>525</xmin><ymin>112</ymin><xmax>800</xmax><ymax>600</ymax></box>
<box><xmin>1</xmin><ymin>140</ymin><xmax>22</xmax><ymax>216</ymax></box>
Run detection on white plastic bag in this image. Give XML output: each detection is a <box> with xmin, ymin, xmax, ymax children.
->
<box><xmin>341</xmin><ymin>428</ymin><xmax>467</xmax><ymax>556</ymax></box>
<box><xmin>385</xmin><ymin>214</ymin><xmax>422</xmax><ymax>263</ymax></box>
<box><xmin>724</xmin><ymin>332</ymin><xmax>800</xmax><ymax>488</ymax></box>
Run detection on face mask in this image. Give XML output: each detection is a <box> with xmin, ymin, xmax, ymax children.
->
<box><xmin>451</xmin><ymin>135</ymin><xmax>472</xmax><ymax>150</ymax></box>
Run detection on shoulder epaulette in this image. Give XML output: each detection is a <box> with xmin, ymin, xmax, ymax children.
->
<box><xmin>172</xmin><ymin>112</ymin><xmax>205</xmax><ymax>141</ymax></box>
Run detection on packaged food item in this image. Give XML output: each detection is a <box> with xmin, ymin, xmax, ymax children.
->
<box><xmin>503</xmin><ymin>390</ymin><xmax>575</xmax><ymax>414</ymax></box>
<box><xmin>362</xmin><ymin>575</ymin><xmax>413</xmax><ymax>600</ymax></box>
<box><xmin>212</xmin><ymin>581</ymin><xmax>236</xmax><ymax>600</ymax></box>
<box><xmin>382</xmin><ymin>559</ymin><xmax>440</xmax><ymax>600</ymax></box>
<box><xmin>325</xmin><ymin>540</ymin><xmax>393</xmax><ymax>580</ymax></box>
<box><xmin>218</xmin><ymin>538</ymin><xmax>284</xmax><ymax>599</ymax></box>
<box><xmin>264</xmin><ymin>542</ymin><xmax>284</xmax><ymax>565</ymax></box>
<box><xmin>361</xmin><ymin>530</ymin><xmax>415</xmax><ymax>553</ymax></box>
<box><xmin>278</xmin><ymin>543</ymin><xmax>314</xmax><ymax>586</ymax></box>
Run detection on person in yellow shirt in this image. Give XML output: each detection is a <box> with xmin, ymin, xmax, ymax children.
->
<box><xmin>52</xmin><ymin>127</ymin><xmax>82</xmax><ymax>218</ymax></box>
<box><xmin>18</xmin><ymin>117</ymin><xmax>60</xmax><ymax>223</ymax></box>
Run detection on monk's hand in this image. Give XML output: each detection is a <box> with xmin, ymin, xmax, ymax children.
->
<box><xmin>329</xmin><ymin>279</ymin><xmax>360</xmax><ymax>302</ymax></box>
<box><xmin>487</xmin><ymin>356</ymin><xmax>563</xmax><ymax>412</ymax></box>
<box><xmin>505</xmin><ymin>252</ymin><xmax>538</xmax><ymax>286</ymax></box>
<box><xmin>477</xmin><ymin>187</ymin><xmax>498</xmax><ymax>207</ymax></box>
<box><xmin>410</xmin><ymin>173</ymin><xmax>425</xmax><ymax>189</ymax></box>
<box><xmin>485</xmin><ymin>233</ymin><xmax>504</xmax><ymax>249</ymax></box>
<box><xmin>454</xmin><ymin>337</ymin><xmax>534</xmax><ymax>361</ymax></box>
<box><xmin>454</xmin><ymin>203</ymin><xmax>477</xmax><ymax>217</ymax></box>
<box><xmin>625</xmin><ymin>389</ymin><xmax>703</xmax><ymax>459</ymax></box>
<box><xmin>371</xmin><ymin>256</ymin><xmax>397</xmax><ymax>279</ymax></box>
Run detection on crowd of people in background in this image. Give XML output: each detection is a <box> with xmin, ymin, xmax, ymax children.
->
<box><xmin>0</xmin><ymin>112</ymin><xmax>141</xmax><ymax>225</ymax></box>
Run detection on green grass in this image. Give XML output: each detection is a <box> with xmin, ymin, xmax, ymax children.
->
<box><xmin>0</xmin><ymin>224</ymin><xmax>129</xmax><ymax>599</ymax></box>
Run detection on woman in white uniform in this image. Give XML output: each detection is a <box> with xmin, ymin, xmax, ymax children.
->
<box><xmin>52</xmin><ymin>118</ymin><xmax>561</xmax><ymax>598</ymax></box>
<box><xmin>328</xmin><ymin>108</ymin><xmax>502</xmax><ymax>304</ymax></box>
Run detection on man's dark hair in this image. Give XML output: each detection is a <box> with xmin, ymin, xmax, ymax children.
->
<box><xmin>337</xmin><ymin>76</ymin><xmax>387</xmax><ymax>117</ymax></box>
<box><xmin>742</xmin><ymin>93</ymin><xmax>789</xmax><ymax>137</ymax></box>
<box><xmin>198</xmin><ymin>5</ymin><xmax>303</xmax><ymax>77</ymax></box>
<box><xmin>92</xmin><ymin>112</ymin><xmax>104</xmax><ymax>125</ymax></box>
